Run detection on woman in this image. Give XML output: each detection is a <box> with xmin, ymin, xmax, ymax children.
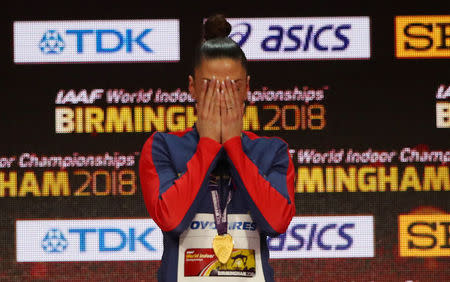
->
<box><xmin>139</xmin><ymin>14</ymin><xmax>295</xmax><ymax>281</ymax></box>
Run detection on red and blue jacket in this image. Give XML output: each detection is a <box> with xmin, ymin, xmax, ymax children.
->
<box><xmin>139</xmin><ymin>125</ymin><xmax>295</xmax><ymax>281</ymax></box>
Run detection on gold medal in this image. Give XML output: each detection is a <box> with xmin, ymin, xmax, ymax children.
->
<box><xmin>212</xmin><ymin>233</ymin><xmax>233</xmax><ymax>264</ymax></box>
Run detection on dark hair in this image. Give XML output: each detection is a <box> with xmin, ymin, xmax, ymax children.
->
<box><xmin>193</xmin><ymin>14</ymin><xmax>248</xmax><ymax>74</ymax></box>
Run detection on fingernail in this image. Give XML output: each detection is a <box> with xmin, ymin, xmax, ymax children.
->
<box><xmin>221</xmin><ymin>89</ymin><xmax>224</xmax><ymax>94</ymax></box>
<box><xmin>226</xmin><ymin>76</ymin><xmax>230</xmax><ymax>81</ymax></box>
<box><xmin>231</xmin><ymin>80</ymin><xmax>235</xmax><ymax>84</ymax></box>
<box><xmin>221</xmin><ymin>81</ymin><xmax>225</xmax><ymax>86</ymax></box>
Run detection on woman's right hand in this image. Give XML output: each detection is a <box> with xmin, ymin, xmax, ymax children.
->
<box><xmin>196</xmin><ymin>77</ymin><xmax>221</xmax><ymax>143</ymax></box>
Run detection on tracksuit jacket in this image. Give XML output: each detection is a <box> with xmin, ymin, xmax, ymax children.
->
<box><xmin>139</xmin><ymin>125</ymin><xmax>295</xmax><ymax>281</ymax></box>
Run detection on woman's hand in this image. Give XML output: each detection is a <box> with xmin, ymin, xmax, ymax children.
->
<box><xmin>220</xmin><ymin>77</ymin><xmax>244</xmax><ymax>143</ymax></box>
<box><xmin>196</xmin><ymin>77</ymin><xmax>222</xmax><ymax>143</ymax></box>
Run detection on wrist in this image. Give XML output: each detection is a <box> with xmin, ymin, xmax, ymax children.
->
<box><xmin>223</xmin><ymin>134</ymin><xmax>241</xmax><ymax>146</ymax></box>
<box><xmin>222</xmin><ymin>133</ymin><xmax>241</xmax><ymax>144</ymax></box>
<box><xmin>199</xmin><ymin>136</ymin><xmax>223</xmax><ymax>150</ymax></box>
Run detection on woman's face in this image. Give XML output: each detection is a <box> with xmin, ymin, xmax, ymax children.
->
<box><xmin>188</xmin><ymin>57</ymin><xmax>250</xmax><ymax>104</ymax></box>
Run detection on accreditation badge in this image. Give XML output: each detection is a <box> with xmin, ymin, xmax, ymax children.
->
<box><xmin>177</xmin><ymin>213</ymin><xmax>264</xmax><ymax>281</ymax></box>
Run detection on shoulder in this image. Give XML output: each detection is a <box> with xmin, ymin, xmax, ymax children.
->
<box><xmin>143</xmin><ymin>128</ymin><xmax>195</xmax><ymax>146</ymax></box>
<box><xmin>240</xmin><ymin>132</ymin><xmax>291</xmax><ymax>167</ymax></box>
<box><xmin>141</xmin><ymin>127</ymin><xmax>196</xmax><ymax>154</ymax></box>
<box><xmin>242</xmin><ymin>131</ymin><xmax>289</xmax><ymax>150</ymax></box>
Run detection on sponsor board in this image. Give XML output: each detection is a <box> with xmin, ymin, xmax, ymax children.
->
<box><xmin>14</xmin><ymin>20</ymin><xmax>179</xmax><ymax>63</ymax></box>
<box><xmin>16</xmin><ymin>219</ymin><xmax>163</xmax><ymax>262</ymax></box>
<box><xmin>295</xmin><ymin>164</ymin><xmax>450</xmax><ymax>193</ymax></box>
<box><xmin>52</xmin><ymin>86</ymin><xmax>328</xmax><ymax>134</ymax></box>
<box><xmin>268</xmin><ymin>216</ymin><xmax>374</xmax><ymax>258</ymax></box>
<box><xmin>227</xmin><ymin>17</ymin><xmax>370</xmax><ymax>60</ymax></box>
<box><xmin>399</xmin><ymin>214</ymin><xmax>450</xmax><ymax>257</ymax></box>
<box><xmin>16</xmin><ymin>216</ymin><xmax>374</xmax><ymax>261</ymax></box>
<box><xmin>395</xmin><ymin>15</ymin><xmax>450</xmax><ymax>58</ymax></box>
<box><xmin>0</xmin><ymin>152</ymin><xmax>139</xmax><ymax>198</ymax></box>
<box><xmin>290</xmin><ymin>145</ymin><xmax>450</xmax><ymax>193</ymax></box>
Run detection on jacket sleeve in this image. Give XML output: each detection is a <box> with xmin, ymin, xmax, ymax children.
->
<box><xmin>223</xmin><ymin>135</ymin><xmax>295</xmax><ymax>237</ymax></box>
<box><xmin>139</xmin><ymin>132</ymin><xmax>223</xmax><ymax>235</ymax></box>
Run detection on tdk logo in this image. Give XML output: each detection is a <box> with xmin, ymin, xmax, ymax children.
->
<box><xmin>14</xmin><ymin>20</ymin><xmax>180</xmax><ymax>63</ymax></box>
<box><xmin>227</xmin><ymin>17</ymin><xmax>370</xmax><ymax>60</ymax></box>
<box><xmin>268</xmin><ymin>216</ymin><xmax>374</xmax><ymax>258</ymax></box>
<box><xmin>68</xmin><ymin>227</ymin><xmax>155</xmax><ymax>252</ymax></box>
<box><xmin>64</xmin><ymin>29</ymin><xmax>152</xmax><ymax>53</ymax></box>
<box><xmin>40</xmin><ymin>30</ymin><xmax>65</xmax><ymax>54</ymax></box>
<box><xmin>41</xmin><ymin>228</ymin><xmax>68</xmax><ymax>253</ymax></box>
<box><xmin>39</xmin><ymin>29</ymin><xmax>152</xmax><ymax>54</ymax></box>
<box><xmin>17</xmin><ymin>219</ymin><xmax>164</xmax><ymax>262</ymax></box>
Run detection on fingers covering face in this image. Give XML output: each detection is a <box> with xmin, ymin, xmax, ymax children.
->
<box><xmin>197</xmin><ymin>77</ymin><xmax>245</xmax><ymax>119</ymax></box>
<box><xmin>200</xmin><ymin>79</ymin><xmax>207</xmax><ymax>102</ymax></box>
<box><xmin>223</xmin><ymin>79</ymin><xmax>233</xmax><ymax>115</ymax></box>
<box><xmin>231</xmin><ymin>79</ymin><xmax>240</xmax><ymax>106</ymax></box>
<box><xmin>201</xmin><ymin>77</ymin><xmax>216</xmax><ymax>115</ymax></box>
<box><xmin>211</xmin><ymin>82</ymin><xmax>220</xmax><ymax>114</ymax></box>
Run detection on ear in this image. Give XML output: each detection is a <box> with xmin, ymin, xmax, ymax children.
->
<box><xmin>188</xmin><ymin>75</ymin><xmax>196</xmax><ymax>100</ymax></box>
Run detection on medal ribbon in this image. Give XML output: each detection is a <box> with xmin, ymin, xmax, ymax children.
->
<box><xmin>210</xmin><ymin>175</ymin><xmax>232</xmax><ymax>235</ymax></box>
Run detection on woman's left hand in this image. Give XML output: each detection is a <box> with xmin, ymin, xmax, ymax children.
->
<box><xmin>220</xmin><ymin>77</ymin><xmax>244</xmax><ymax>143</ymax></box>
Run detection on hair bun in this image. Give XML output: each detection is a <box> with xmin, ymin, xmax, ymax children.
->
<box><xmin>204</xmin><ymin>14</ymin><xmax>231</xmax><ymax>40</ymax></box>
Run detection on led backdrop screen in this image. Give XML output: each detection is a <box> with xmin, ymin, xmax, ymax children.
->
<box><xmin>1</xmin><ymin>2</ymin><xmax>449</xmax><ymax>281</ymax></box>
